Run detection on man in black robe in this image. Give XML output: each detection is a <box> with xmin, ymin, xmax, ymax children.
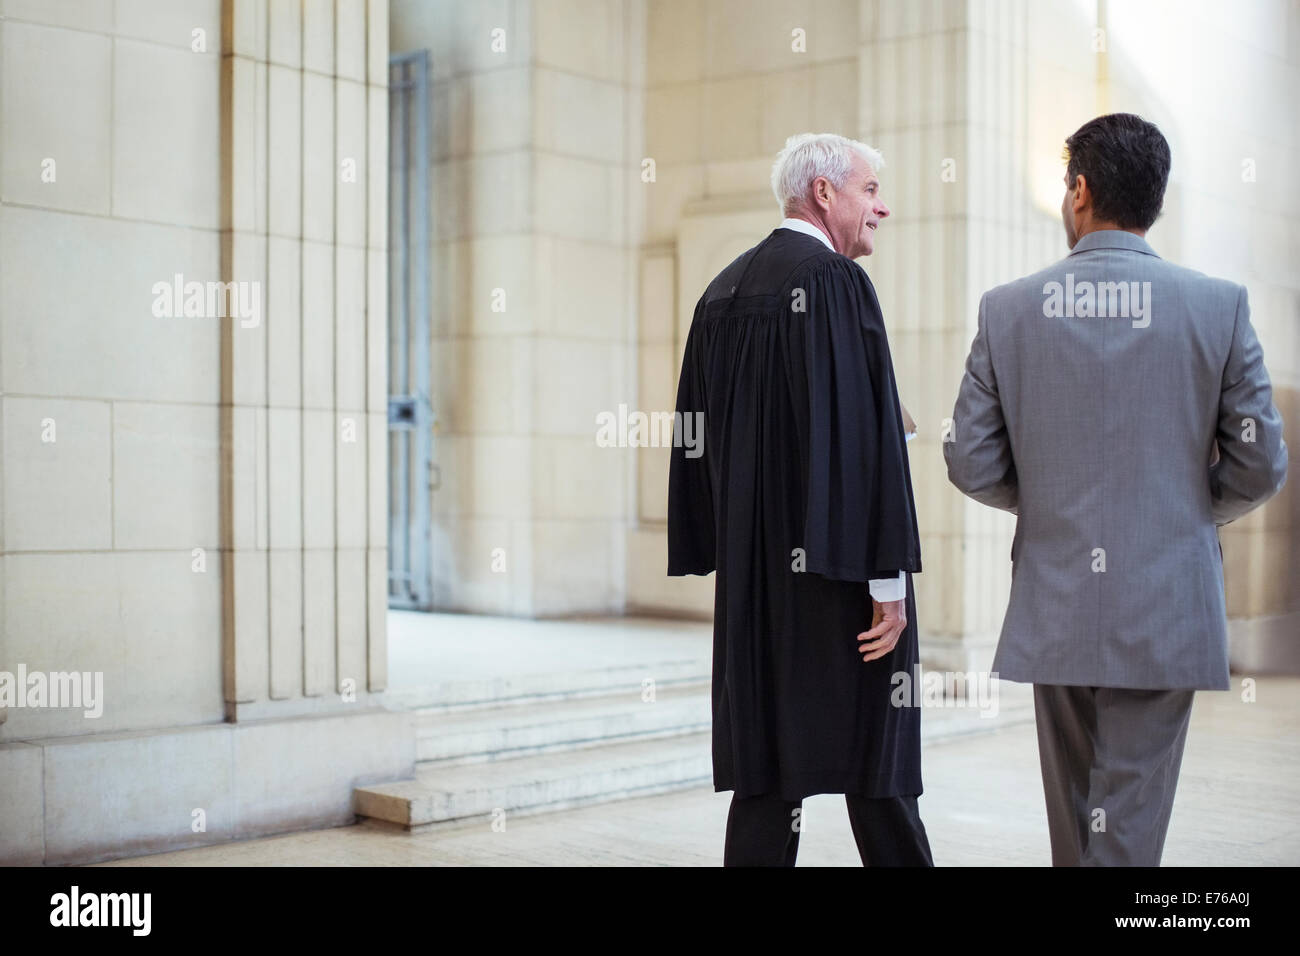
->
<box><xmin>667</xmin><ymin>133</ymin><xmax>933</xmax><ymax>866</ymax></box>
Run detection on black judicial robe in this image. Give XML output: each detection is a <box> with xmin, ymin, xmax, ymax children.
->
<box><xmin>667</xmin><ymin>227</ymin><xmax>923</xmax><ymax>801</ymax></box>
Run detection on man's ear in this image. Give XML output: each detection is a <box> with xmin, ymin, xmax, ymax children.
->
<box><xmin>813</xmin><ymin>176</ymin><xmax>832</xmax><ymax>210</ymax></box>
<box><xmin>1072</xmin><ymin>174</ymin><xmax>1090</xmax><ymax>214</ymax></box>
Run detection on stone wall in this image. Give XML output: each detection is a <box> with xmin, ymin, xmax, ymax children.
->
<box><xmin>391</xmin><ymin>0</ymin><xmax>645</xmax><ymax>616</ymax></box>
<box><xmin>0</xmin><ymin>0</ymin><xmax>411</xmax><ymax>867</ymax></box>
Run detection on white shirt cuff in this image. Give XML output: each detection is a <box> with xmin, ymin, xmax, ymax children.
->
<box><xmin>868</xmin><ymin>571</ymin><xmax>906</xmax><ymax>603</ymax></box>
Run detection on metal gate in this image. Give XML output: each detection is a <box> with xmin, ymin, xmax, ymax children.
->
<box><xmin>387</xmin><ymin>50</ymin><xmax>434</xmax><ymax>610</ymax></box>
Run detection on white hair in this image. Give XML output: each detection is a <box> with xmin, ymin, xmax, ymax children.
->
<box><xmin>770</xmin><ymin>133</ymin><xmax>885</xmax><ymax>214</ymax></box>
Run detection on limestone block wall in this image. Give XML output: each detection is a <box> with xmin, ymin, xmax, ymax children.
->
<box><xmin>526</xmin><ymin>0</ymin><xmax>642</xmax><ymax>617</ymax></box>
<box><xmin>1</xmin><ymin>0</ymin><xmax>227</xmax><ymax>740</ymax></box>
<box><xmin>0</xmin><ymin>0</ymin><xmax>411</xmax><ymax>867</ymax></box>
<box><xmin>391</xmin><ymin>0</ymin><xmax>643</xmax><ymax>616</ymax></box>
<box><xmin>392</xmin><ymin>0</ymin><xmax>535</xmax><ymax>615</ymax></box>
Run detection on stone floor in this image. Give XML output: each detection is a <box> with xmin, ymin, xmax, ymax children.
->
<box><xmin>98</xmin><ymin>675</ymin><xmax>1300</xmax><ymax>866</ymax></box>
<box><xmin>383</xmin><ymin>610</ymin><xmax>714</xmax><ymax>707</ymax></box>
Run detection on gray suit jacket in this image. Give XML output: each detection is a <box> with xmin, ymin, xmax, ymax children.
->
<box><xmin>944</xmin><ymin>229</ymin><xmax>1288</xmax><ymax>689</ymax></box>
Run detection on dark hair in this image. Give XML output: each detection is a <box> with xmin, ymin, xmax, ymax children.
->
<box><xmin>1063</xmin><ymin>113</ymin><xmax>1171</xmax><ymax>230</ymax></box>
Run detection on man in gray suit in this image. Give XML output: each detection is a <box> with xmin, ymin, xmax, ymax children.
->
<box><xmin>944</xmin><ymin>113</ymin><xmax>1288</xmax><ymax>866</ymax></box>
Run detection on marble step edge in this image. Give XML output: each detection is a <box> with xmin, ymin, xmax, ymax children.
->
<box><xmin>358</xmin><ymin>773</ymin><xmax>715</xmax><ymax>838</ymax></box>
<box><xmin>386</xmin><ymin>661</ymin><xmax>1039</xmax><ymax>716</ymax></box>
<box><xmin>386</xmin><ymin>661</ymin><xmax>711</xmax><ymax>714</ymax></box>
<box><xmin>417</xmin><ymin>688</ymin><xmax>713</xmax><ymax>764</ymax></box>
<box><xmin>419</xmin><ymin>720</ymin><xmax>713</xmax><ymax>768</ymax></box>
<box><xmin>407</xmin><ymin>686</ymin><xmax>1032</xmax><ymax>768</ymax></box>
<box><xmin>354</xmin><ymin>733</ymin><xmax>713</xmax><ymax>828</ymax></box>
<box><xmin>356</xmin><ymin>703</ymin><xmax>1039</xmax><ymax>828</ymax></box>
<box><xmin>413</xmin><ymin>684</ymin><xmax>1032</xmax><ymax>766</ymax></box>
<box><xmin>413</xmin><ymin>684</ymin><xmax>1033</xmax><ymax>742</ymax></box>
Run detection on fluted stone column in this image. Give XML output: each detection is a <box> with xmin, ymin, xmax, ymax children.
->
<box><xmin>858</xmin><ymin>0</ymin><xmax>1101</xmax><ymax>673</ymax></box>
<box><xmin>221</xmin><ymin>0</ymin><xmax>390</xmax><ymax>719</ymax></box>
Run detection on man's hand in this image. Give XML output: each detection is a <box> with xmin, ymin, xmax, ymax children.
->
<box><xmin>858</xmin><ymin>598</ymin><xmax>906</xmax><ymax>662</ymax></box>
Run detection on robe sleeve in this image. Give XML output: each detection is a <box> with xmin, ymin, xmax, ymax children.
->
<box><xmin>799</xmin><ymin>256</ymin><xmax>922</xmax><ymax>582</ymax></box>
<box><xmin>666</xmin><ymin>302</ymin><xmax>716</xmax><ymax>576</ymax></box>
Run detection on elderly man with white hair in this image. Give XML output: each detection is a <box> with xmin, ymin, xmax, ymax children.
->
<box><xmin>668</xmin><ymin>133</ymin><xmax>933</xmax><ymax>866</ymax></box>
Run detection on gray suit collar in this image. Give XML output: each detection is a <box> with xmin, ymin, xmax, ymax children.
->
<box><xmin>1067</xmin><ymin>229</ymin><xmax>1160</xmax><ymax>259</ymax></box>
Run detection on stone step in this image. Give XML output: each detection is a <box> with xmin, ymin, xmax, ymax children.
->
<box><xmin>413</xmin><ymin>683</ymin><xmax>712</xmax><ymax>764</ymax></box>
<box><xmin>354</xmin><ymin>681</ymin><xmax>1036</xmax><ymax>830</ymax></box>
<box><xmin>354</xmin><ymin>731</ymin><xmax>714</xmax><ymax>829</ymax></box>
<box><xmin>410</xmin><ymin>680</ymin><xmax>1032</xmax><ymax>765</ymax></box>
<box><xmin>382</xmin><ymin>659</ymin><xmax>710</xmax><ymax>712</ymax></box>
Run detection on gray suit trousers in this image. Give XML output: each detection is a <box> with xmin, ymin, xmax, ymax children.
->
<box><xmin>1033</xmin><ymin>684</ymin><xmax>1194</xmax><ymax>866</ymax></box>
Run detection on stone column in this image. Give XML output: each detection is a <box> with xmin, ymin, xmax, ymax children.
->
<box><xmin>861</xmin><ymin>0</ymin><xmax>1098</xmax><ymax>673</ymax></box>
<box><xmin>221</xmin><ymin>0</ymin><xmax>390</xmax><ymax>720</ymax></box>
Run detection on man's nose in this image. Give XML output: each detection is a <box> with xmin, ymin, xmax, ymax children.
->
<box><xmin>877</xmin><ymin>201</ymin><xmax>891</xmax><ymax>219</ymax></box>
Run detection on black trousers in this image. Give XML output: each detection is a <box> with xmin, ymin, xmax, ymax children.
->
<box><xmin>723</xmin><ymin>791</ymin><xmax>934</xmax><ymax>866</ymax></box>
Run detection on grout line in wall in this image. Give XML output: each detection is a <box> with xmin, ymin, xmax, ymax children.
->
<box><xmin>108</xmin><ymin>400</ymin><xmax>115</xmax><ymax>549</ymax></box>
<box><xmin>263</xmin><ymin>0</ymin><xmax>273</xmax><ymax>704</ymax></box>
<box><xmin>0</xmin><ymin>199</ymin><xmax>264</xmax><ymax>238</ymax></box>
<box><xmin>0</xmin><ymin>15</ymin><xmax>234</xmax><ymax>55</ymax></box>
<box><xmin>0</xmin><ymin>393</ymin><xmax>377</xmax><ymax>413</ymax></box>
<box><xmin>298</xmin><ymin>0</ymin><xmax>308</xmax><ymax>702</ymax></box>
<box><xmin>362</xmin><ymin>0</ymin><xmax>373</xmax><ymax>691</ymax></box>
<box><xmin>331</xmin><ymin>0</ymin><xmax>341</xmax><ymax>700</ymax></box>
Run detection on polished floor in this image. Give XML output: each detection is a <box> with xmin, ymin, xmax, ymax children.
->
<box><xmin>98</xmin><ymin>675</ymin><xmax>1300</xmax><ymax>866</ymax></box>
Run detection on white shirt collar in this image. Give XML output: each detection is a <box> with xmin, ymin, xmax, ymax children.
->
<box><xmin>779</xmin><ymin>217</ymin><xmax>835</xmax><ymax>252</ymax></box>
